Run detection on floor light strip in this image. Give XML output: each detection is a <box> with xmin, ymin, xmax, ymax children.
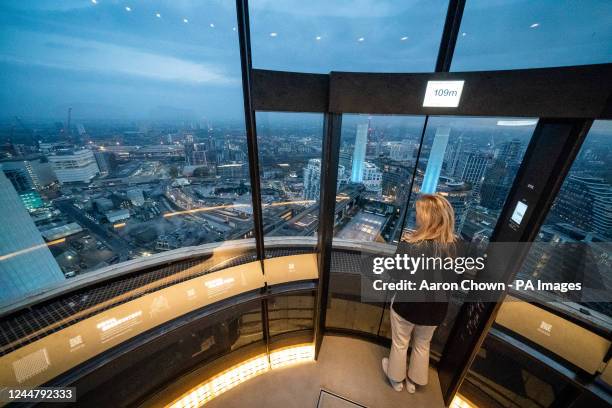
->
<box><xmin>167</xmin><ymin>344</ymin><xmax>315</xmax><ymax>408</ymax></box>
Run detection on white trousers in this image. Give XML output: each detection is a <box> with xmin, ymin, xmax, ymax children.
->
<box><xmin>387</xmin><ymin>308</ymin><xmax>437</xmax><ymax>386</ymax></box>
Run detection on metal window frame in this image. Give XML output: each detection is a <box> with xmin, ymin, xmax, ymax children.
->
<box><xmin>436</xmin><ymin>118</ymin><xmax>594</xmax><ymax>404</ymax></box>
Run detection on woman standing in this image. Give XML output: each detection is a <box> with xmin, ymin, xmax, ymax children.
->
<box><xmin>382</xmin><ymin>194</ymin><xmax>457</xmax><ymax>393</ymax></box>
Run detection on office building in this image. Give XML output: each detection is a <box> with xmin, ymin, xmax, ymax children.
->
<box><xmin>388</xmin><ymin>141</ymin><xmax>415</xmax><ymax>162</ymax></box>
<box><xmin>437</xmin><ymin>177</ymin><xmax>472</xmax><ymax>232</ymax></box>
<box><xmin>350</xmin><ymin>124</ymin><xmax>368</xmax><ymax>183</ymax></box>
<box><xmin>48</xmin><ymin>149</ymin><xmax>100</xmax><ymax>184</ymax></box>
<box><xmin>0</xmin><ymin>171</ymin><xmax>64</xmax><ymax>304</ymax></box>
<box><xmin>361</xmin><ymin>161</ymin><xmax>383</xmax><ymax>199</ymax></box>
<box><xmin>2</xmin><ymin>163</ymin><xmax>45</xmax><ymax>210</ymax></box>
<box><xmin>1</xmin><ymin>158</ymin><xmax>57</xmax><ymax>190</ymax></box>
<box><xmin>553</xmin><ymin>175</ymin><xmax>612</xmax><ymax>239</ymax></box>
<box><xmin>303</xmin><ymin>158</ymin><xmax>346</xmax><ymax>201</ymax></box>
<box><xmin>454</xmin><ymin>150</ymin><xmax>492</xmax><ymax>185</ymax></box>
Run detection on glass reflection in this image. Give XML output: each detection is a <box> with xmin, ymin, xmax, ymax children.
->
<box><xmin>334</xmin><ymin>115</ymin><xmax>425</xmax><ymax>244</ymax></box>
<box><xmin>249</xmin><ymin>0</ymin><xmax>448</xmax><ymax>73</ymax></box>
<box><xmin>256</xmin><ymin>112</ymin><xmax>324</xmax><ymax>253</ymax></box>
<box><xmin>0</xmin><ymin>1</ymin><xmax>253</xmax><ymax>305</ymax></box>
<box><xmin>453</xmin><ymin>0</ymin><xmax>612</xmax><ymax>71</ymax></box>
<box><xmin>515</xmin><ymin>120</ymin><xmax>612</xmax><ymax>327</ymax></box>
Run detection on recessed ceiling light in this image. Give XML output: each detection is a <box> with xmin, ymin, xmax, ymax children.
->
<box><xmin>91</xmin><ymin>0</ymin><xmax>97</xmax><ymax>4</ymax></box>
<box><xmin>400</xmin><ymin>36</ymin><xmax>408</xmax><ymax>41</ymax></box>
<box><xmin>232</xmin><ymin>27</ymin><xmax>236</xmax><ymax>31</ymax></box>
<box><xmin>530</xmin><ymin>23</ymin><xmax>539</xmax><ymax>28</ymax></box>
<box><xmin>270</xmin><ymin>32</ymin><xmax>278</xmax><ymax>37</ymax></box>
<box><xmin>155</xmin><ymin>12</ymin><xmax>161</xmax><ymax>18</ymax></box>
<box><xmin>125</xmin><ymin>6</ymin><xmax>131</xmax><ymax>12</ymax></box>
<box><xmin>357</xmin><ymin>37</ymin><xmax>365</xmax><ymax>42</ymax></box>
<box><xmin>183</xmin><ymin>18</ymin><xmax>189</xmax><ymax>23</ymax></box>
<box><xmin>316</xmin><ymin>36</ymin><xmax>322</xmax><ymax>40</ymax></box>
<box><xmin>461</xmin><ymin>32</ymin><xmax>467</xmax><ymax>36</ymax></box>
<box><xmin>210</xmin><ymin>23</ymin><xmax>215</xmax><ymax>28</ymax></box>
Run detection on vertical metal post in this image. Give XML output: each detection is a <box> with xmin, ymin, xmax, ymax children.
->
<box><xmin>314</xmin><ymin>113</ymin><xmax>342</xmax><ymax>358</ymax></box>
<box><xmin>435</xmin><ymin>0</ymin><xmax>466</xmax><ymax>73</ymax></box>
<box><xmin>236</xmin><ymin>0</ymin><xmax>265</xmax><ymax>266</ymax></box>
<box><xmin>393</xmin><ymin>115</ymin><xmax>429</xmax><ymax>242</ymax></box>
<box><xmin>438</xmin><ymin>119</ymin><xmax>593</xmax><ymax>405</ymax></box>
<box><xmin>236</xmin><ymin>0</ymin><xmax>270</xmax><ymax>353</ymax></box>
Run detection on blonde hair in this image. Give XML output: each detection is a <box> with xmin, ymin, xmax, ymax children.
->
<box><xmin>406</xmin><ymin>194</ymin><xmax>457</xmax><ymax>244</ymax></box>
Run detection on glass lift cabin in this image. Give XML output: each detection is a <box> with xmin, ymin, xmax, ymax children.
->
<box><xmin>0</xmin><ymin>1</ymin><xmax>611</xmax><ymax>407</ymax></box>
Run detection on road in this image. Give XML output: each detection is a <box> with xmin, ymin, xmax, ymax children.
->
<box><xmin>54</xmin><ymin>199</ymin><xmax>132</xmax><ymax>260</ymax></box>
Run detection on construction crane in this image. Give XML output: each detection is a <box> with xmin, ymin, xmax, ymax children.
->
<box><xmin>65</xmin><ymin>107</ymin><xmax>72</xmax><ymax>141</ymax></box>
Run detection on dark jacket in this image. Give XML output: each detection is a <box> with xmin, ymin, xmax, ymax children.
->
<box><xmin>390</xmin><ymin>239</ymin><xmax>458</xmax><ymax>326</ymax></box>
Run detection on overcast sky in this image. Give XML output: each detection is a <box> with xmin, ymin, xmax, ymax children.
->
<box><xmin>0</xmin><ymin>0</ymin><xmax>610</xmax><ymax>122</ymax></box>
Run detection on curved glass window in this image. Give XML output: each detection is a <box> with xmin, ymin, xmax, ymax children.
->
<box><xmin>256</xmin><ymin>112</ymin><xmax>323</xmax><ymax>254</ymax></box>
<box><xmin>249</xmin><ymin>0</ymin><xmax>448</xmax><ymax>73</ymax></box>
<box><xmin>402</xmin><ymin>117</ymin><xmax>537</xmax><ymax>242</ymax></box>
<box><xmin>452</xmin><ymin>0</ymin><xmax>612</xmax><ymax>71</ymax></box>
<box><xmin>0</xmin><ymin>1</ymin><xmax>252</xmax><ymax>305</ymax></box>
<box><xmin>326</xmin><ymin>114</ymin><xmax>425</xmax><ymax>337</ymax></box>
<box><xmin>333</xmin><ymin>114</ymin><xmax>425</xmax><ymax>244</ymax></box>
<box><xmin>398</xmin><ymin>116</ymin><xmax>537</xmax><ymax>353</ymax></box>
<box><xmin>515</xmin><ymin>120</ymin><xmax>612</xmax><ymax>329</ymax></box>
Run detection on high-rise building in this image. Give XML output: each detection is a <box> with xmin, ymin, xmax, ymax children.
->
<box><xmin>1</xmin><ymin>164</ymin><xmax>45</xmax><ymax>211</ymax></box>
<box><xmin>0</xmin><ymin>171</ymin><xmax>64</xmax><ymax>304</ymax></box>
<box><xmin>437</xmin><ymin>177</ymin><xmax>472</xmax><ymax>233</ymax></box>
<box><xmin>361</xmin><ymin>162</ymin><xmax>383</xmax><ymax>199</ymax></box>
<box><xmin>185</xmin><ymin>144</ymin><xmax>208</xmax><ymax>166</ymax></box>
<box><xmin>375</xmin><ymin>158</ymin><xmax>412</xmax><ymax>205</ymax></box>
<box><xmin>1</xmin><ymin>158</ymin><xmax>57</xmax><ymax>190</ymax></box>
<box><xmin>553</xmin><ymin>175</ymin><xmax>612</xmax><ymax>239</ymax></box>
<box><xmin>497</xmin><ymin>139</ymin><xmax>523</xmax><ymax>167</ymax></box>
<box><xmin>421</xmin><ymin>127</ymin><xmax>451</xmax><ymax>194</ymax></box>
<box><xmin>350</xmin><ymin>124</ymin><xmax>368</xmax><ymax>183</ymax></box>
<box><xmin>303</xmin><ymin>158</ymin><xmax>346</xmax><ymax>201</ymax></box>
<box><xmin>454</xmin><ymin>150</ymin><xmax>492</xmax><ymax>186</ymax></box>
<box><xmin>303</xmin><ymin>159</ymin><xmax>321</xmax><ymax>201</ymax></box>
<box><xmin>93</xmin><ymin>151</ymin><xmax>116</xmax><ymax>175</ymax></box>
<box><xmin>339</xmin><ymin>151</ymin><xmax>352</xmax><ymax>171</ymax></box>
<box><xmin>443</xmin><ymin>135</ymin><xmax>464</xmax><ymax>175</ymax></box>
<box><xmin>388</xmin><ymin>141</ymin><xmax>415</xmax><ymax>162</ymax></box>
<box><xmin>479</xmin><ymin>160</ymin><xmax>511</xmax><ymax>210</ymax></box>
<box><xmin>48</xmin><ymin>149</ymin><xmax>100</xmax><ymax>184</ymax></box>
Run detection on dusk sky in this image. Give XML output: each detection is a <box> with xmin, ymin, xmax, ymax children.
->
<box><xmin>0</xmin><ymin>0</ymin><xmax>610</xmax><ymax>121</ymax></box>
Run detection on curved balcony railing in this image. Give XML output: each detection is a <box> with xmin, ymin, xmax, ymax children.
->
<box><xmin>1</xmin><ymin>237</ymin><xmax>608</xmax><ymax>407</ymax></box>
<box><xmin>0</xmin><ymin>238</ymin><xmax>326</xmax><ymax>407</ymax></box>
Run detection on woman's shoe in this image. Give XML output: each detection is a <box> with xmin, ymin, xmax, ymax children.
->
<box><xmin>405</xmin><ymin>379</ymin><xmax>416</xmax><ymax>394</ymax></box>
<box><xmin>381</xmin><ymin>357</ymin><xmax>404</xmax><ymax>392</ymax></box>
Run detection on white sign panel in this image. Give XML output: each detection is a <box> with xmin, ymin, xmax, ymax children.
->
<box><xmin>511</xmin><ymin>201</ymin><xmax>528</xmax><ymax>225</ymax></box>
<box><xmin>423</xmin><ymin>80</ymin><xmax>464</xmax><ymax>107</ymax></box>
